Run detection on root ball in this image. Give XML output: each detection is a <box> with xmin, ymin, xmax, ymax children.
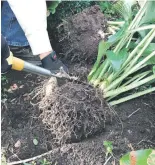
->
<box><xmin>39</xmin><ymin>81</ymin><xmax>109</xmax><ymax>144</ymax></box>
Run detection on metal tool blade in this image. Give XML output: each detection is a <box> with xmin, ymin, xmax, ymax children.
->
<box><xmin>23</xmin><ymin>61</ymin><xmax>92</xmax><ymax>86</ymax></box>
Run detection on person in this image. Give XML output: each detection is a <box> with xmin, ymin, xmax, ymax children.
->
<box><xmin>1</xmin><ymin>0</ymin><xmax>67</xmax><ymax>74</ymax></box>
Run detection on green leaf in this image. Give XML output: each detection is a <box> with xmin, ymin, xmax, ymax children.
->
<box><xmin>137</xmin><ymin>43</ymin><xmax>155</xmax><ymax>65</ymax></box>
<box><xmin>106</xmin><ymin>48</ymin><xmax>128</xmax><ymax>72</ymax></box>
<box><xmin>146</xmin><ymin>56</ymin><xmax>155</xmax><ymax>65</ymax></box>
<box><xmin>99</xmin><ymin>1</ymin><xmax>111</xmax><ymax>12</ymax></box>
<box><xmin>153</xmin><ymin>66</ymin><xmax>155</xmax><ymax>74</ymax></box>
<box><xmin>138</xmin><ymin>1</ymin><xmax>155</xmax><ymax>39</ymax></box>
<box><xmin>103</xmin><ymin>141</ymin><xmax>113</xmax><ymax>156</ymax></box>
<box><xmin>108</xmin><ymin>22</ymin><xmax>129</xmax><ymax>43</ymax></box>
<box><xmin>120</xmin><ymin>152</ymin><xmax>130</xmax><ymax>165</ymax></box>
<box><xmin>120</xmin><ymin>149</ymin><xmax>154</xmax><ymax>165</ymax></box>
<box><xmin>113</xmin><ymin>0</ymin><xmax>132</xmax><ymax>22</ymax></box>
<box><xmin>128</xmin><ymin>42</ymin><xmax>155</xmax><ymax>57</ymax></box>
<box><xmin>88</xmin><ymin>41</ymin><xmax>110</xmax><ymax>80</ymax></box>
<box><xmin>89</xmin><ymin>21</ymin><xmax>129</xmax><ymax>80</ymax></box>
<box><xmin>33</xmin><ymin>138</ymin><xmax>38</xmax><ymax>145</ymax></box>
<box><xmin>140</xmin><ymin>1</ymin><xmax>155</xmax><ymax>25</ymax></box>
<box><xmin>47</xmin><ymin>1</ymin><xmax>61</xmax><ymax>14</ymax></box>
<box><xmin>142</xmin><ymin>43</ymin><xmax>155</xmax><ymax>55</ymax></box>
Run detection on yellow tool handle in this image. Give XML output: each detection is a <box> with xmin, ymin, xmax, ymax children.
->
<box><xmin>10</xmin><ymin>53</ymin><xmax>53</xmax><ymax>77</ymax></box>
<box><xmin>6</xmin><ymin>52</ymin><xmax>25</xmax><ymax>71</ymax></box>
<box><xmin>12</xmin><ymin>57</ymin><xmax>24</xmax><ymax>71</ymax></box>
<box><xmin>8</xmin><ymin>52</ymin><xmax>54</xmax><ymax>77</ymax></box>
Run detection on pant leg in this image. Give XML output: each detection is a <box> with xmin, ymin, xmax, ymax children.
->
<box><xmin>1</xmin><ymin>1</ymin><xmax>29</xmax><ymax>47</ymax></box>
<box><xmin>1</xmin><ymin>34</ymin><xmax>12</xmax><ymax>73</ymax></box>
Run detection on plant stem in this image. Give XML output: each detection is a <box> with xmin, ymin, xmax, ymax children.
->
<box><xmin>90</xmin><ymin>62</ymin><xmax>105</xmax><ymax>84</ymax></box>
<box><xmin>114</xmin><ymin>0</ymin><xmax>147</xmax><ymax>53</ymax></box>
<box><xmin>126</xmin><ymin>33</ymin><xmax>133</xmax><ymax>48</ymax></box>
<box><xmin>125</xmin><ymin>29</ymin><xmax>155</xmax><ymax>72</ymax></box>
<box><xmin>90</xmin><ymin>1</ymin><xmax>148</xmax><ymax>84</ymax></box>
<box><xmin>130</xmin><ymin>25</ymin><xmax>155</xmax><ymax>33</ymax></box>
<box><xmin>123</xmin><ymin>70</ymin><xmax>152</xmax><ymax>86</ymax></box>
<box><xmin>107</xmin><ymin>21</ymin><xmax>125</xmax><ymax>26</ymax></box>
<box><xmin>104</xmin><ymin>74</ymin><xmax>155</xmax><ymax>98</ymax></box>
<box><xmin>107</xmin><ymin>70</ymin><xmax>151</xmax><ymax>96</ymax></box>
<box><xmin>128</xmin><ymin>0</ymin><xmax>147</xmax><ymax>30</ymax></box>
<box><xmin>123</xmin><ymin>28</ymin><xmax>155</xmax><ymax>68</ymax></box>
<box><xmin>98</xmin><ymin>60</ymin><xmax>110</xmax><ymax>79</ymax></box>
<box><xmin>109</xmin><ymin>87</ymin><xmax>155</xmax><ymax>106</ymax></box>
<box><xmin>108</xmin><ymin>27</ymin><xmax>116</xmax><ymax>34</ymax></box>
<box><xmin>111</xmin><ymin>26</ymin><xmax>120</xmax><ymax>31</ymax></box>
<box><xmin>104</xmin><ymin>50</ymin><xmax>155</xmax><ymax>92</ymax></box>
<box><xmin>129</xmin><ymin>51</ymin><xmax>155</xmax><ymax>75</ymax></box>
<box><xmin>93</xmin><ymin>66</ymin><xmax>112</xmax><ymax>87</ymax></box>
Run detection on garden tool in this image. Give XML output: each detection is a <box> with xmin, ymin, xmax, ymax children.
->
<box><xmin>6</xmin><ymin>52</ymin><xmax>93</xmax><ymax>86</ymax></box>
<box><xmin>7</xmin><ymin>53</ymin><xmax>78</xmax><ymax>81</ymax></box>
<box><xmin>2</xmin><ymin>34</ymin><xmax>77</xmax><ymax>81</ymax></box>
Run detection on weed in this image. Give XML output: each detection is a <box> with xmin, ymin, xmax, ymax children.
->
<box><xmin>99</xmin><ymin>1</ymin><xmax>116</xmax><ymax>16</ymax></box>
<box><xmin>1</xmin><ymin>75</ymin><xmax>8</xmax><ymax>84</ymax></box>
<box><xmin>40</xmin><ymin>158</ymin><xmax>51</xmax><ymax>165</ymax></box>
<box><xmin>103</xmin><ymin>141</ymin><xmax>113</xmax><ymax>157</ymax></box>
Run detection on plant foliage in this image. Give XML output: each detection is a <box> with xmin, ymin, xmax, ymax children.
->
<box><xmin>120</xmin><ymin>149</ymin><xmax>155</xmax><ymax>165</ymax></box>
<box><xmin>88</xmin><ymin>0</ymin><xmax>155</xmax><ymax>105</ymax></box>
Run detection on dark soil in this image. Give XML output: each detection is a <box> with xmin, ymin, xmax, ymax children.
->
<box><xmin>49</xmin><ymin>5</ymin><xmax>107</xmax><ymax>64</ymax></box>
<box><xmin>1</xmin><ymin>68</ymin><xmax>155</xmax><ymax>165</ymax></box>
<box><xmin>1</xmin><ymin>71</ymin><xmax>53</xmax><ymax>161</ymax></box>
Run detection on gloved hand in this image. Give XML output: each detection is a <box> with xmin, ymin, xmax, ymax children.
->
<box><xmin>41</xmin><ymin>51</ymin><xmax>68</xmax><ymax>73</ymax></box>
<box><xmin>1</xmin><ymin>35</ymin><xmax>12</xmax><ymax>74</ymax></box>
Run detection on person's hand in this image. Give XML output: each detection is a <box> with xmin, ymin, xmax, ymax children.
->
<box><xmin>1</xmin><ymin>35</ymin><xmax>12</xmax><ymax>74</ymax></box>
<box><xmin>40</xmin><ymin>51</ymin><xmax>68</xmax><ymax>73</ymax></box>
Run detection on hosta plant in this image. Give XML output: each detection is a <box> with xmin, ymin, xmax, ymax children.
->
<box><xmin>88</xmin><ymin>0</ymin><xmax>155</xmax><ymax>105</ymax></box>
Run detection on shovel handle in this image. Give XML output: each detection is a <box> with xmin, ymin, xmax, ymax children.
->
<box><xmin>12</xmin><ymin>57</ymin><xmax>24</xmax><ymax>71</ymax></box>
<box><xmin>11</xmin><ymin>56</ymin><xmax>52</xmax><ymax>77</ymax></box>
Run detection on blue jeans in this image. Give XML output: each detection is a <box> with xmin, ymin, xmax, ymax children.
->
<box><xmin>1</xmin><ymin>1</ymin><xmax>29</xmax><ymax>47</ymax></box>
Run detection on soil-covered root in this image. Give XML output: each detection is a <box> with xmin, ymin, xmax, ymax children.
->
<box><xmin>39</xmin><ymin>79</ymin><xmax>110</xmax><ymax>144</ymax></box>
<box><xmin>69</xmin><ymin>63</ymin><xmax>91</xmax><ymax>82</ymax></box>
<box><xmin>53</xmin><ymin>5</ymin><xmax>107</xmax><ymax>64</ymax></box>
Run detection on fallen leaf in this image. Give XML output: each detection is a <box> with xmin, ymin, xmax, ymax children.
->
<box><xmin>33</xmin><ymin>139</ymin><xmax>38</xmax><ymax>145</ymax></box>
<box><xmin>7</xmin><ymin>89</ymin><xmax>13</xmax><ymax>93</ymax></box>
<box><xmin>14</xmin><ymin>140</ymin><xmax>21</xmax><ymax>148</ymax></box>
<box><xmin>19</xmin><ymin>85</ymin><xmax>24</xmax><ymax>88</ymax></box>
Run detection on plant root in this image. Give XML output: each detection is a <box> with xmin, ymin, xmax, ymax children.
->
<box><xmin>38</xmin><ymin>79</ymin><xmax>110</xmax><ymax>144</ymax></box>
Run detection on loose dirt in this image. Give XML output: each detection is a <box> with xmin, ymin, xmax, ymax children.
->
<box><xmin>1</xmin><ymin>69</ymin><xmax>155</xmax><ymax>164</ymax></box>
<box><xmin>50</xmin><ymin>5</ymin><xmax>107</xmax><ymax>64</ymax></box>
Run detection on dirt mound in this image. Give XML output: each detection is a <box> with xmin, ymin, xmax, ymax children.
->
<box><xmin>45</xmin><ymin>136</ymin><xmax>107</xmax><ymax>165</ymax></box>
<box><xmin>2</xmin><ymin>72</ymin><xmax>155</xmax><ymax>164</ymax></box>
<box><xmin>39</xmin><ymin>78</ymin><xmax>110</xmax><ymax>144</ymax></box>
<box><xmin>53</xmin><ymin>5</ymin><xmax>107</xmax><ymax>64</ymax></box>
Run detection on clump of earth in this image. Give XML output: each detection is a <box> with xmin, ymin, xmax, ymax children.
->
<box><xmin>39</xmin><ymin>78</ymin><xmax>110</xmax><ymax>144</ymax></box>
<box><xmin>50</xmin><ymin>5</ymin><xmax>107</xmax><ymax>64</ymax></box>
